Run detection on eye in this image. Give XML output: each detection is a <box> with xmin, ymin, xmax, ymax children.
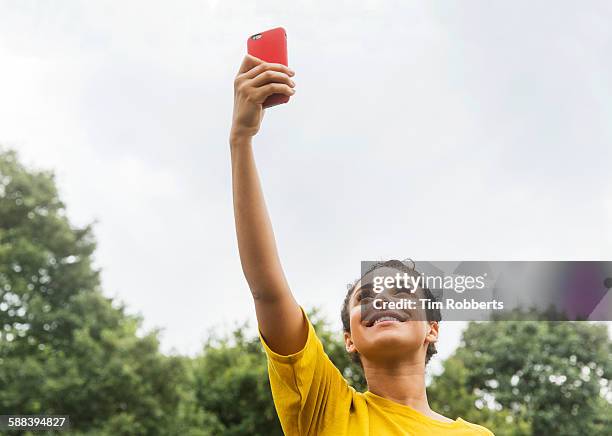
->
<box><xmin>357</xmin><ymin>290</ymin><xmax>374</xmax><ymax>302</ymax></box>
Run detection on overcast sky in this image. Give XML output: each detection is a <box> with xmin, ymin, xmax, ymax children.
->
<box><xmin>1</xmin><ymin>1</ymin><xmax>610</xmax><ymax>372</ymax></box>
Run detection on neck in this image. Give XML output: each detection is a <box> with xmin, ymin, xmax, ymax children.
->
<box><xmin>362</xmin><ymin>356</ymin><xmax>431</xmax><ymax>414</ymax></box>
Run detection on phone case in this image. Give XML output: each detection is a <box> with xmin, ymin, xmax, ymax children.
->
<box><xmin>247</xmin><ymin>27</ymin><xmax>289</xmax><ymax>108</ymax></box>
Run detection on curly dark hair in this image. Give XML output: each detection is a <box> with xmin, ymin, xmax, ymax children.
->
<box><xmin>340</xmin><ymin>259</ymin><xmax>442</xmax><ymax>367</ymax></box>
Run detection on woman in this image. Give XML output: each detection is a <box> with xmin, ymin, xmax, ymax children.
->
<box><xmin>229</xmin><ymin>54</ymin><xmax>494</xmax><ymax>436</ymax></box>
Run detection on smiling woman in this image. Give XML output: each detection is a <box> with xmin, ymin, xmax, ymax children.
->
<box><xmin>341</xmin><ymin>260</ymin><xmax>442</xmax><ymax>365</ymax></box>
<box><xmin>229</xmin><ymin>52</ymin><xmax>493</xmax><ymax>434</ymax></box>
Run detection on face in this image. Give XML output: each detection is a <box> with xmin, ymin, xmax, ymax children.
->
<box><xmin>344</xmin><ymin>266</ymin><xmax>439</xmax><ymax>365</ymax></box>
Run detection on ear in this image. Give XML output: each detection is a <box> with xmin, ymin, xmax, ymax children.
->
<box><xmin>425</xmin><ymin>321</ymin><xmax>439</xmax><ymax>345</ymax></box>
<box><xmin>344</xmin><ymin>331</ymin><xmax>357</xmax><ymax>354</ymax></box>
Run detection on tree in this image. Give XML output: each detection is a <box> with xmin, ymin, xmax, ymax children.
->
<box><xmin>4</xmin><ymin>147</ymin><xmax>609</xmax><ymax>436</ymax></box>
<box><xmin>191</xmin><ymin>322</ymin><xmax>282</xmax><ymax>436</ymax></box>
<box><xmin>0</xmin><ymin>149</ymin><xmax>199</xmax><ymax>435</ymax></box>
<box><xmin>429</xmin><ymin>319</ymin><xmax>611</xmax><ymax>435</ymax></box>
<box><xmin>0</xmin><ymin>148</ymin><xmax>365</xmax><ymax>435</ymax></box>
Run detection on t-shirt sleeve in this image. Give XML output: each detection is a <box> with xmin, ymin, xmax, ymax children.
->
<box><xmin>259</xmin><ymin>307</ymin><xmax>354</xmax><ymax>435</ymax></box>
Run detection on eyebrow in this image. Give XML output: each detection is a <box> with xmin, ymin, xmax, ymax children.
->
<box><xmin>354</xmin><ymin>283</ymin><xmax>374</xmax><ymax>294</ymax></box>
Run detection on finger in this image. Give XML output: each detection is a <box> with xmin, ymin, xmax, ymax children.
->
<box><xmin>250</xmin><ymin>70</ymin><xmax>295</xmax><ymax>88</ymax></box>
<box><xmin>252</xmin><ymin>83</ymin><xmax>295</xmax><ymax>103</ymax></box>
<box><xmin>237</xmin><ymin>54</ymin><xmax>263</xmax><ymax>74</ymax></box>
<box><xmin>241</xmin><ymin>61</ymin><xmax>295</xmax><ymax>80</ymax></box>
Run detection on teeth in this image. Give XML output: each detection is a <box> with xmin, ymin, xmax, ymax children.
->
<box><xmin>373</xmin><ymin>316</ymin><xmax>400</xmax><ymax>325</ymax></box>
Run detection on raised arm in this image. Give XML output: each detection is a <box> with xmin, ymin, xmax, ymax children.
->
<box><xmin>229</xmin><ymin>55</ymin><xmax>306</xmax><ymax>355</ymax></box>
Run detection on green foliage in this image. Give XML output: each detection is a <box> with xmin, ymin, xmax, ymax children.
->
<box><xmin>2</xmin><ymin>149</ymin><xmax>610</xmax><ymax>436</ymax></box>
<box><xmin>0</xmin><ymin>149</ymin><xmax>197</xmax><ymax>435</ymax></box>
<box><xmin>429</xmin><ymin>320</ymin><xmax>611</xmax><ymax>435</ymax></box>
<box><xmin>0</xmin><ymin>148</ymin><xmax>361</xmax><ymax>435</ymax></box>
<box><xmin>191</xmin><ymin>323</ymin><xmax>281</xmax><ymax>436</ymax></box>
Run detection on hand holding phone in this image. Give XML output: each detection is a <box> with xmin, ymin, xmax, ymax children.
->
<box><xmin>247</xmin><ymin>27</ymin><xmax>291</xmax><ymax>108</ymax></box>
<box><xmin>230</xmin><ymin>28</ymin><xmax>295</xmax><ymax>141</ymax></box>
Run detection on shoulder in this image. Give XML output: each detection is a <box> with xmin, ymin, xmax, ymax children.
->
<box><xmin>458</xmin><ymin>418</ymin><xmax>495</xmax><ymax>435</ymax></box>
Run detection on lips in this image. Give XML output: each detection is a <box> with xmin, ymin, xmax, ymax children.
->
<box><xmin>373</xmin><ymin>316</ymin><xmax>401</xmax><ymax>326</ymax></box>
<box><xmin>364</xmin><ymin>310</ymin><xmax>407</xmax><ymax>327</ymax></box>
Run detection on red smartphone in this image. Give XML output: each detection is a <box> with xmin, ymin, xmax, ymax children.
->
<box><xmin>247</xmin><ymin>27</ymin><xmax>289</xmax><ymax>108</ymax></box>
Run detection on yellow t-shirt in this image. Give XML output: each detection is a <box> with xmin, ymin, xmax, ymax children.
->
<box><xmin>260</xmin><ymin>311</ymin><xmax>494</xmax><ymax>436</ymax></box>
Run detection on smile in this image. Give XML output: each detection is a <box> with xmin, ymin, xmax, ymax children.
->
<box><xmin>373</xmin><ymin>316</ymin><xmax>401</xmax><ymax>325</ymax></box>
<box><xmin>365</xmin><ymin>310</ymin><xmax>407</xmax><ymax>327</ymax></box>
